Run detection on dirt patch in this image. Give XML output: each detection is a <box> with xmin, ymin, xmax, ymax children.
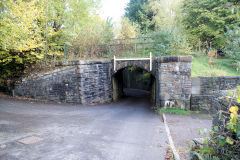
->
<box><xmin>165</xmin><ymin>147</ymin><xmax>174</xmax><ymax>160</ymax></box>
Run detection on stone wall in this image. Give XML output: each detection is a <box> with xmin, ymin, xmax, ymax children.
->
<box><xmin>14</xmin><ymin>66</ymin><xmax>80</xmax><ymax>103</ymax></box>
<box><xmin>156</xmin><ymin>56</ymin><xmax>192</xmax><ymax>109</ymax></box>
<box><xmin>78</xmin><ymin>61</ymin><xmax>112</xmax><ymax>104</ymax></box>
<box><xmin>191</xmin><ymin>76</ymin><xmax>240</xmax><ymax>112</ymax></box>
<box><xmin>14</xmin><ymin>60</ymin><xmax>113</xmax><ymax>105</ymax></box>
<box><xmin>13</xmin><ymin>56</ymin><xmax>194</xmax><ymax>109</ymax></box>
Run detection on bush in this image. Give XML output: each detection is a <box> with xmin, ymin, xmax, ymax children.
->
<box><xmin>68</xmin><ymin>17</ymin><xmax>114</xmax><ymax>58</ymax></box>
<box><xmin>191</xmin><ymin>87</ymin><xmax>240</xmax><ymax>160</ymax></box>
<box><xmin>116</xmin><ymin>17</ymin><xmax>139</xmax><ymax>39</ymax></box>
<box><xmin>150</xmin><ymin>28</ymin><xmax>189</xmax><ymax>56</ymax></box>
<box><xmin>150</xmin><ymin>30</ymin><xmax>173</xmax><ymax>56</ymax></box>
<box><xmin>224</xmin><ymin>28</ymin><xmax>240</xmax><ymax>71</ymax></box>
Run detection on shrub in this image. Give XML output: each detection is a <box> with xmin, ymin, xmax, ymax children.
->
<box><xmin>224</xmin><ymin>28</ymin><xmax>240</xmax><ymax>71</ymax></box>
<box><xmin>116</xmin><ymin>17</ymin><xmax>139</xmax><ymax>39</ymax></box>
<box><xmin>150</xmin><ymin>28</ymin><xmax>189</xmax><ymax>56</ymax></box>
<box><xmin>68</xmin><ymin>17</ymin><xmax>114</xmax><ymax>58</ymax></box>
<box><xmin>191</xmin><ymin>87</ymin><xmax>240</xmax><ymax>160</ymax></box>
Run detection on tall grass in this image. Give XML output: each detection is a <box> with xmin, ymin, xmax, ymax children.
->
<box><xmin>191</xmin><ymin>55</ymin><xmax>239</xmax><ymax>77</ymax></box>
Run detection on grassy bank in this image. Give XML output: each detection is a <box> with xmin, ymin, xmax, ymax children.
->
<box><xmin>191</xmin><ymin>55</ymin><xmax>239</xmax><ymax>77</ymax></box>
<box><xmin>114</xmin><ymin>53</ymin><xmax>239</xmax><ymax>77</ymax></box>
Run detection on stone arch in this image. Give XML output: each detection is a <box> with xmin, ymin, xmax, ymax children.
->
<box><xmin>112</xmin><ymin>65</ymin><xmax>156</xmax><ymax>106</ymax></box>
<box><xmin>113</xmin><ymin>60</ymin><xmax>155</xmax><ymax>75</ymax></box>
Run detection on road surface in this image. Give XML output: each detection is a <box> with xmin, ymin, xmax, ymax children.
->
<box><xmin>0</xmin><ymin>95</ymin><xmax>168</xmax><ymax>160</ymax></box>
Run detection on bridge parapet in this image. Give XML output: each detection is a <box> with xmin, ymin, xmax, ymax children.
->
<box><xmin>156</xmin><ymin>56</ymin><xmax>193</xmax><ymax>63</ymax></box>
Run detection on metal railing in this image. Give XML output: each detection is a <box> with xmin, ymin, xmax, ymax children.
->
<box><xmin>114</xmin><ymin>52</ymin><xmax>152</xmax><ymax>71</ymax></box>
<box><xmin>65</xmin><ymin>37</ymin><xmax>157</xmax><ymax>59</ymax></box>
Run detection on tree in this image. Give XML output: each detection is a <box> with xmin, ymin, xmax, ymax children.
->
<box><xmin>44</xmin><ymin>0</ymin><xmax>67</xmax><ymax>54</ymax></box>
<box><xmin>182</xmin><ymin>0</ymin><xmax>240</xmax><ymax>50</ymax></box>
<box><xmin>64</xmin><ymin>0</ymin><xmax>99</xmax><ymax>39</ymax></box>
<box><xmin>228</xmin><ymin>0</ymin><xmax>240</xmax><ymax>6</ymax></box>
<box><xmin>224</xmin><ymin>28</ymin><xmax>240</xmax><ymax>71</ymax></box>
<box><xmin>149</xmin><ymin>0</ymin><xmax>183</xmax><ymax>30</ymax></box>
<box><xmin>125</xmin><ymin>0</ymin><xmax>154</xmax><ymax>33</ymax></box>
<box><xmin>116</xmin><ymin>17</ymin><xmax>139</xmax><ymax>39</ymax></box>
<box><xmin>0</xmin><ymin>0</ymin><xmax>100</xmax><ymax>82</ymax></box>
<box><xmin>0</xmin><ymin>0</ymin><xmax>47</xmax><ymax>81</ymax></box>
<box><xmin>125</xmin><ymin>0</ymin><xmax>187</xmax><ymax>35</ymax></box>
<box><xmin>69</xmin><ymin>16</ymin><xmax>114</xmax><ymax>58</ymax></box>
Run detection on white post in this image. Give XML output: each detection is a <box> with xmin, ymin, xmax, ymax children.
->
<box><xmin>114</xmin><ymin>55</ymin><xmax>116</xmax><ymax>71</ymax></box>
<box><xmin>150</xmin><ymin>52</ymin><xmax>152</xmax><ymax>71</ymax></box>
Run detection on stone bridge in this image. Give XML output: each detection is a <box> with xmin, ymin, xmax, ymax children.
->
<box><xmin>13</xmin><ymin>56</ymin><xmax>240</xmax><ymax>110</ymax></box>
<box><xmin>14</xmin><ymin>56</ymin><xmax>192</xmax><ymax>109</ymax></box>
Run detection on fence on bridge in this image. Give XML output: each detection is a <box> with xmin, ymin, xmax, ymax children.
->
<box><xmin>65</xmin><ymin>37</ymin><xmax>162</xmax><ymax>59</ymax></box>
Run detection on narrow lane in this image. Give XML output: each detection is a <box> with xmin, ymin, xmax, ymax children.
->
<box><xmin>0</xmin><ymin>96</ymin><xmax>168</xmax><ymax>160</ymax></box>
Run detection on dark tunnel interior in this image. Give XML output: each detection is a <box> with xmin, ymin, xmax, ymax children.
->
<box><xmin>112</xmin><ymin>66</ymin><xmax>156</xmax><ymax>105</ymax></box>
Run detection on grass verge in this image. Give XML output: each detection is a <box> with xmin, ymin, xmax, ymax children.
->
<box><xmin>158</xmin><ymin>107</ymin><xmax>191</xmax><ymax>115</ymax></box>
<box><xmin>157</xmin><ymin>107</ymin><xmax>212</xmax><ymax>118</ymax></box>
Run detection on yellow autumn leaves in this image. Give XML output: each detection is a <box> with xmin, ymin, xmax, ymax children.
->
<box><xmin>0</xmin><ymin>0</ymin><xmax>46</xmax><ymax>65</ymax></box>
<box><xmin>229</xmin><ymin>106</ymin><xmax>239</xmax><ymax>125</ymax></box>
<box><xmin>230</xmin><ymin>106</ymin><xmax>239</xmax><ymax>114</ymax></box>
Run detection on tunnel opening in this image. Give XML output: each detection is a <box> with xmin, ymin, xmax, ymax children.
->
<box><xmin>112</xmin><ymin>66</ymin><xmax>156</xmax><ymax>108</ymax></box>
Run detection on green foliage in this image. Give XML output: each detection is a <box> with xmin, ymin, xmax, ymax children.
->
<box><xmin>228</xmin><ymin>0</ymin><xmax>240</xmax><ymax>6</ymax></box>
<box><xmin>191</xmin><ymin>55</ymin><xmax>239</xmax><ymax>77</ymax></box>
<box><xmin>124</xmin><ymin>0</ymin><xmax>191</xmax><ymax>56</ymax></box>
<box><xmin>125</xmin><ymin>0</ymin><xmax>147</xmax><ymax>24</ymax></box>
<box><xmin>182</xmin><ymin>0</ymin><xmax>240</xmax><ymax>50</ymax></box>
<box><xmin>191</xmin><ymin>88</ymin><xmax>240</xmax><ymax>160</ymax></box>
<box><xmin>69</xmin><ymin>16</ymin><xmax>114</xmax><ymax>58</ymax></box>
<box><xmin>150</xmin><ymin>28</ymin><xmax>189</xmax><ymax>56</ymax></box>
<box><xmin>158</xmin><ymin>107</ymin><xmax>190</xmax><ymax>115</ymax></box>
<box><xmin>64</xmin><ymin>0</ymin><xmax>100</xmax><ymax>39</ymax></box>
<box><xmin>0</xmin><ymin>0</ymin><xmax>104</xmax><ymax>83</ymax></box>
<box><xmin>125</xmin><ymin>0</ymin><xmax>184</xmax><ymax>34</ymax></box>
<box><xmin>150</xmin><ymin>30</ymin><xmax>174</xmax><ymax>56</ymax></box>
<box><xmin>116</xmin><ymin>17</ymin><xmax>139</xmax><ymax>39</ymax></box>
<box><xmin>224</xmin><ymin>28</ymin><xmax>240</xmax><ymax>71</ymax></box>
<box><xmin>125</xmin><ymin>0</ymin><xmax>153</xmax><ymax>33</ymax></box>
<box><xmin>190</xmin><ymin>151</ymin><xmax>219</xmax><ymax>160</ymax></box>
<box><xmin>149</xmin><ymin>0</ymin><xmax>183</xmax><ymax>30</ymax></box>
<box><xmin>0</xmin><ymin>0</ymin><xmax>47</xmax><ymax>81</ymax></box>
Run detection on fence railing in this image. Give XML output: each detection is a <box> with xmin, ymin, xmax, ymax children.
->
<box><xmin>113</xmin><ymin>52</ymin><xmax>152</xmax><ymax>71</ymax></box>
<box><xmin>65</xmin><ymin>37</ymin><xmax>158</xmax><ymax>59</ymax></box>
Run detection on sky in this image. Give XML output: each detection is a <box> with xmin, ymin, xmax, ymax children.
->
<box><xmin>99</xmin><ymin>0</ymin><xmax>130</xmax><ymax>24</ymax></box>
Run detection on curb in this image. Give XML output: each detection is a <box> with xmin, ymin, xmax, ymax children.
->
<box><xmin>163</xmin><ymin>113</ymin><xmax>181</xmax><ymax>160</ymax></box>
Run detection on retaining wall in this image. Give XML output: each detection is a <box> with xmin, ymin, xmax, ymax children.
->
<box><xmin>191</xmin><ymin>76</ymin><xmax>240</xmax><ymax>112</ymax></box>
<box><xmin>14</xmin><ymin>60</ymin><xmax>113</xmax><ymax>104</ymax></box>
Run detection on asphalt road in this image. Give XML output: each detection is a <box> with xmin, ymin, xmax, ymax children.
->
<box><xmin>0</xmin><ymin>95</ymin><xmax>168</xmax><ymax>160</ymax></box>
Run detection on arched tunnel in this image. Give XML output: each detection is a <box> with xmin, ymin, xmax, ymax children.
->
<box><xmin>112</xmin><ymin>66</ymin><xmax>156</xmax><ymax>108</ymax></box>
